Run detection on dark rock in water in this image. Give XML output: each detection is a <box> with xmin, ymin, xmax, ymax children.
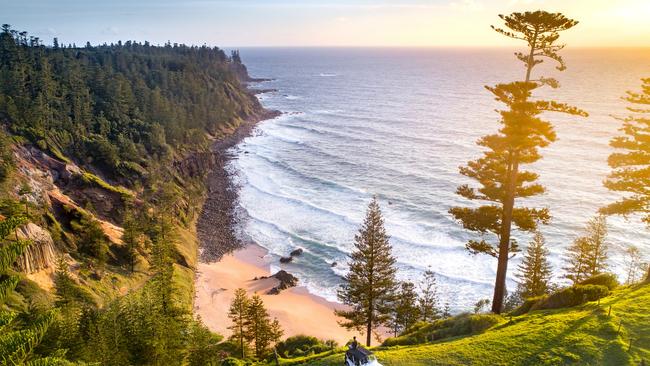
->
<box><xmin>266</xmin><ymin>270</ymin><xmax>299</xmax><ymax>295</ymax></box>
<box><xmin>290</xmin><ymin>248</ymin><xmax>304</xmax><ymax>257</ymax></box>
<box><xmin>331</xmin><ymin>262</ymin><xmax>337</xmax><ymax>267</ymax></box>
<box><xmin>279</xmin><ymin>256</ymin><xmax>293</xmax><ymax>264</ymax></box>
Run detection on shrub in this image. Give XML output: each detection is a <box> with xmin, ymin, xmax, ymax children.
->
<box><xmin>580</xmin><ymin>273</ymin><xmax>619</xmax><ymax>290</ymax></box>
<box><xmin>531</xmin><ymin>285</ymin><xmax>609</xmax><ymax>311</ymax></box>
<box><xmin>71</xmin><ymin>215</ymin><xmax>109</xmax><ymax>266</ymax></box>
<box><xmin>276</xmin><ymin>335</ymin><xmax>336</xmax><ymax>359</ymax></box>
<box><xmin>382</xmin><ymin>313</ymin><xmax>501</xmax><ymax>346</ymax></box>
<box><xmin>510</xmin><ymin>295</ymin><xmax>544</xmax><ymax>316</ymax></box>
<box><xmin>221</xmin><ymin>357</ymin><xmax>245</xmax><ymax>366</ymax></box>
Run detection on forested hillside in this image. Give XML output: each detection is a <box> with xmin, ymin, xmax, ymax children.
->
<box><xmin>0</xmin><ymin>24</ymin><xmax>260</xmax><ymax>183</ymax></box>
<box><xmin>0</xmin><ymin>25</ymin><xmax>266</xmax><ymax>365</ymax></box>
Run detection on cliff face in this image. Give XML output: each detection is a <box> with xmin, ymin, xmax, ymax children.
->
<box><xmin>8</xmin><ymin>144</ymin><xmax>126</xmax><ymax>278</ymax></box>
<box><xmin>173</xmin><ymin>151</ymin><xmax>217</xmax><ymax>179</ymax></box>
<box><xmin>15</xmin><ymin>223</ymin><xmax>57</xmax><ymax>273</ymax></box>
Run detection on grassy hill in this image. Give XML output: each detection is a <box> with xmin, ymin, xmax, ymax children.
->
<box><xmin>289</xmin><ymin>283</ymin><xmax>649</xmax><ymax>366</ymax></box>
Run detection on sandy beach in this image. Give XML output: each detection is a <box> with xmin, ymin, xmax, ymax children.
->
<box><xmin>194</xmin><ymin>244</ymin><xmax>358</xmax><ymax>345</ymax></box>
<box><xmin>193</xmin><ymin>89</ymin><xmax>359</xmax><ymax>346</ymax></box>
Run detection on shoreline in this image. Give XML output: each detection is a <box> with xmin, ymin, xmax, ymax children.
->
<box><xmin>196</xmin><ymin>107</ymin><xmax>280</xmax><ymax>263</ymax></box>
<box><xmin>194</xmin><ymin>86</ymin><xmax>358</xmax><ymax>345</ymax></box>
<box><xmin>194</xmin><ymin>243</ymin><xmax>357</xmax><ymax>345</ymax></box>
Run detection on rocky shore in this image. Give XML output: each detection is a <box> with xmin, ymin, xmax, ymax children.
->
<box><xmin>196</xmin><ymin>108</ymin><xmax>280</xmax><ymax>263</ymax></box>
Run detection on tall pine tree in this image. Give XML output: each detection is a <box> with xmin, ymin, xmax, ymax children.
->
<box><xmin>245</xmin><ymin>294</ymin><xmax>283</xmax><ymax>359</ymax></box>
<box><xmin>515</xmin><ymin>231</ymin><xmax>552</xmax><ymax>299</ymax></box>
<box><xmin>623</xmin><ymin>246</ymin><xmax>644</xmax><ymax>284</ymax></box>
<box><xmin>336</xmin><ymin>197</ymin><xmax>397</xmax><ymax>346</ymax></box>
<box><xmin>228</xmin><ymin>288</ymin><xmax>250</xmax><ymax>359</ymax></box>
<box><xmin>564</xmin><ymin>215</ymin><xmax>609</xmax><ymax>283</ymax></box>
<box><xmin>388</xmin><ymin>281</ymin><xmax>420</xmax><ymax>337</ymax></box>
<box><xmin>449</xmin><ymin>11</ymin><xmax>586</xmax><ymax>313</ymax></box>
<box><xmin>602</xmin><ymin>78</ymin><xmax>650</xmax><ymax>281</ymax></box>
<box><xmin>418</xmin><ymin>268</ymin><xmax>441</xmax><ymax>322</ymax></box>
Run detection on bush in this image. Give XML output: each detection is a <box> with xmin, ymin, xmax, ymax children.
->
<box><xmin>531</xmin><ymin>285</ymin><xmax>609</xmax><ymax>311</ymax></box>
<box><xmin>71</xmin><ymin>215</ymin><xmax>109</xmax><ymax>266</ymax></box>
<box><xmin>276</xmin><ymin>335</ymin><xmax>337</xmax><ymax>359</ymax></box>
<box><xmin>580</xmin><ymin>273</ymin><xmax>619</xmax><ymax>290</ymax></box>
<box><xmin>510</xmin><ymin>296</ymin><xmax>544</xmax><ymax>316</ymax></box>
<box><xmin>221</xmin><ymin>357</ymin><xmax>245</xmax><ymax>366</ymax></box>
<box><xmin>382</xmin><ymin>313</ymin><xmax>501</xmax><ymax>347</ymax></box>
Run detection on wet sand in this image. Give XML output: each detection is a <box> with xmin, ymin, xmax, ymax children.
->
<box><xmin>194</xmin><ymin>244</ymin><xmax>358</xmax><ymax>345</ymax></box>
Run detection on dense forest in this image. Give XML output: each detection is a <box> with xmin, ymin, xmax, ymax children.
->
<box><xmin>0</xmin><ymin>24</ymin><xmax>259</xmax><ymax>184</ymax></box>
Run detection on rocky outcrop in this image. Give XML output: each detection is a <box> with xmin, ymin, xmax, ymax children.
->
<box><xmin>48</xmin><ymin>190</ymin><xmax>123</xmax><ymax>245</ymax></box>
<box><xmin>279</xmin><ymin>248</ymin><xmax>303</xmax><ymax>264</ymax></box>
<box><xmin>279</xmin><ymin>256</ymin><xmax>293</xmax><ymax>264</ymax></box>
<box><xmin>173</xmin><ymin>151</ymin><xmax>216</xmax><ymax>179</ymax></box>
<box><xmin>14</xmin><ymin>144</ymin><xmax>127</xmax><ymax>226</ymax></box>
<box><xmin>14</xmin><ymin>223</ymin><xmax>57</xmax><ymax>273</ymax></box>
<box><xmin>265</xmin><ymin>270</ymin><xmax>299</xmax><ymax>295</ymax></box>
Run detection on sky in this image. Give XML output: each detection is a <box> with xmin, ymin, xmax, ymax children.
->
<box><xmin>3</xmin><ymin>0</ymin><xmax>650</xmax><ymax>47</ymax></box>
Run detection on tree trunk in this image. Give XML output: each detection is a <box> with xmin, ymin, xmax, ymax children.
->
<box><xmin>366</xmin><ymin>319</ymin><xmax>372</xmax><ymax>347</ymax></box>
<box><xmin>492</xmin><ymin>157</ymin><xmax>519</xmax><ymax>314</ymax></box>
<box><xmin>646</xmin><ymin>266</ymin><xmax>650</xmax><ymax>283</ymax></box>
<box><xmin>240</xmin><ymin>326</ymin><xmax>245</xmax><ymax>359</ymax></box>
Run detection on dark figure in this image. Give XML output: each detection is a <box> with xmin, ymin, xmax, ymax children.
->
<box><xmin>351</xmin><ymin>336</ymin><xmax>358</xmax><ymax>350</ymax></box>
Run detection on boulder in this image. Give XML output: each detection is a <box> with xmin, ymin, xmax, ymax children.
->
<box><xmin>266</xmin><ymin>270</ymin><xmax>299</xmax><ymax>295</ymax></box>
<box><xmin>290</xmin><ymin>248</ymin><xmax>304</xmax><ymax>257</ymax></box>
<box><xmin>279</xmin><ymin>256</ymin><xmax>293</xmax><ymax>264</ymax></box>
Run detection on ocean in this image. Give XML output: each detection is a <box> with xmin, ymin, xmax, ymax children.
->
<box><xmin>227</xmin><ymin>47</ymin><xmax>650</xmax><ymax>311</ymax></box>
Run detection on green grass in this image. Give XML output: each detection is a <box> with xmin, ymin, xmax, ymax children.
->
<box><xmin>81</xmin><ymin>172</ymin><xmax>134</xmax><ymax>198</ymax></box>
<box><xmin>296</xmin><ymin>283</ymin><xmax>649</xmax><ymax>366</ymax></box>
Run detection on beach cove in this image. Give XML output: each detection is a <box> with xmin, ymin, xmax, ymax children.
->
<box><xmin>194</xmin><ymin>243</ymin><xmax>356</xmax><ymax>345</ymax></box>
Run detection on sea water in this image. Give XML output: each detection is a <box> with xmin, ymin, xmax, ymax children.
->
<box><xmin>227</xmin><ymin>47</ymin><xmax>650</xmax><ymax>311</ymax></box>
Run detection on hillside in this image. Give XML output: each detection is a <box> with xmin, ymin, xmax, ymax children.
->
<box><xmin>0</xmin><ymin>23</ymin><xmax>265</xmax><ymax>300</ymax></box>
<box><xmin>0</xmin><ymin>25</ymin><xmax>270</xmax><ymax>365</ymax></box>
<box><xmin>288</xmin><ymin>283</ymin><xmax>649</xmax><ymax>366</ymax></box>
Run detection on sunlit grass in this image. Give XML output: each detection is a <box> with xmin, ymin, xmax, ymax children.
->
<box><xmin>296</xmin><ymin>284</ymin><xmax>649</xmax><ymax>366</ymax></box>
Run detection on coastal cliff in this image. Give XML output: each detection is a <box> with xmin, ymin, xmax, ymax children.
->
<box><xmin>0</xmin><ymin>26</ymin><xmax>270</xmax><ymax>314</ymax></box>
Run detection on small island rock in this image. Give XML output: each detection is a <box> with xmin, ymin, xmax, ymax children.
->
<box><xmin>279</xmin><ymin>256</ymin><xmax>293</xmax><ymax>264</ymax></box>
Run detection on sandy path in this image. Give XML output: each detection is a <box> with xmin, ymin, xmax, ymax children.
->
<box><xmin>194</xmin><ymin>245</ymin><xmax>358</xmax><ymax>345</ymax></box>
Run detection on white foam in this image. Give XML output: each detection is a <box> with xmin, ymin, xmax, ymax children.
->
<box><xmin>228</xmin><ymin>49</ymin><xmax>650</xmax><ymax>312</ymax></box>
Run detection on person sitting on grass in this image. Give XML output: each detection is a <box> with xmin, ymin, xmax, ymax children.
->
<box><xmin>350</xmin><ymin>336</ymin><xmax>358</xmax><ymax>350</ymax></box>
